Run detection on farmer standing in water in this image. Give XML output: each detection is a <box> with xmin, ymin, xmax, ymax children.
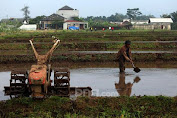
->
<box><xmin>117</xmin><ymin>40</ymin><xmax>133</xmax><ymax>73</ymax></box>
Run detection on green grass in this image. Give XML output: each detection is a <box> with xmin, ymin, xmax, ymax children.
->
<box><xmin>1</xmin><ymin>30</ymin><xmax>177</xmax><ymax>42</ymax></box>
<box><xmin>1</xmin><ymin>96</ymin><xmax>177</xmax><ymax>117</ymax></box>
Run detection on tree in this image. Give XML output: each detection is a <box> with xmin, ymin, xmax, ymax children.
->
<box><xmin>127</xmin><ymin>8</ymin><xmax>142</xmax><ymax>20</ymax></box>
<box><xmin>72</xmin><ymin>17</ymin><xmax>84</xmax><ymax>22</ymax></box>
<box><xmin>51</xmin><ymin>20</ymin><xmax>64</xmax><ymax>29</ymax></box>
<box><xmin>171</xmin><ymin>11</ymin><xmax>177</xmax><ymax>22</ymax></box>
<box><xmin>136</xmin><ymin>15</ymin><xmax>155</xmax><ymax>20</ymax></box>
<box><xmin>21</xmin><ymin>6</ymin><xmax>30</xmax><ymax>22</ymax></box>
<box><xmin>29</xmin><ymin>15</ymin><xmax>46</xmax><ymax>24</ymax></box>
<box><xmin>161</xmin><ymin>14</ymin><xmax>171</xmax><ymax>18</ymax></box>
<box><xmin>107</xmin><ymin>13</ymin><xmax>127</xmax><ymax>22</ymax></box>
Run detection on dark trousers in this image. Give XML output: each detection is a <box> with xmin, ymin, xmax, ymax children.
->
<box><xmin>118</xmin><ymin>56</ymin><xmax>125</xmax><ymax>73</ymax></box>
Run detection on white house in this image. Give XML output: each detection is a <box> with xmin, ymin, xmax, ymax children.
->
<box><xmin>149</xmin><ymin>18</ymin><xmax>173</xmax><ymax>23</ymax></box>
<box><xmin>56</xmin><ymin>5</ymin><xmax>79</xmax><ymax>21</ymax></box>
<box><xmin>149</xmin><ymin>18</ymin><xmax>173</xmax><ymax>30</ymax></box>
<box><xmin>39</xmin><ymin>5</ymin><xmax>87</xmax><ymax>30</ymax></box>
<box><xmin>63</xmin><ymin>20</ymin><xmax>88</xmax><ymax>30</ymax></box>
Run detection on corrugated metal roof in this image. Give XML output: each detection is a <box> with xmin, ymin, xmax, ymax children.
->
<box><xmin>59</xmin><ymin>5</ymin><xmax>74</xmax><ymax>10</ymax></box>
<box><xmin>149</xmin><ymin>18</ymin><xmax>173</xmax><ymax>23</ymax></box>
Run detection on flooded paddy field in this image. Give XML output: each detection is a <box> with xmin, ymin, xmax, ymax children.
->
<box><xmin>0</xmin><ymin>62</ymin><xmax>177</xmax><ymax>100</ymax></box>
<box><xmin>70</xmin><ymin>68</ymin><xmax>177</xmax><ymax>97</ymax></box>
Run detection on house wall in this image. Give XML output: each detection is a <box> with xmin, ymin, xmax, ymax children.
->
<box><xmin>63</xmin><ymin>22</ymin><xmax>88</xmax><ymax>30</ymax></box>
<box><xmin>133</xmin><ymin>23</ymin><xmax>171</xmax><ymax>30</ymax></box>
<box><xmin>150</xmin><ymin>23</ymin><xmax>171</xmax><ymax>30</ymax></box>
<box><xmin>41</xmin><ymin>21</ymin><xmax>52</xmax><ymax>29</ymax></box>
<box><xmin>56</xmin><ymin>10</ymin><xmax>79</xmax><ymax>21</ymax></box>
<box><xmin>63</xmin><ymin>23</ymin><xmax>68</xmax><ymax>30</ymax></box>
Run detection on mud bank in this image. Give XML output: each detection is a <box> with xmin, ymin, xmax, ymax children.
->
<box><xmin>1</xmin><ymin>30</ymin><xmax>177</xmax><ymax>42</ymax></box>
<box><xmin>0</xmin><ymin>96</ymin><xmax>177</xmax><ymax>117</ymax></box>
<box><xmin>0</xmin><ymin>53</ymin><xmax>177</xmax><ymax>63</ymax></box>
<box><xmin>0</xmin><ymin>61</ymin><xmax>177</xmax><ymax>71</ymax></box>
<box><xmin>0</xmin><ymin>41</ymin><xmax>176</xmax><ymax>50</ymax></box>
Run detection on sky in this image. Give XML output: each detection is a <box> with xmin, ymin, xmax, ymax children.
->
<box><xmin>0</xmin><ymin>0</ymin><xmax>177</xmax><ymax>20</ymax></box>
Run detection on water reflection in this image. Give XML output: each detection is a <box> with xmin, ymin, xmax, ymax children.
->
<box><xmin>115</xmin><ymin>73</ymin><xmax>141</xmax><ymax>96</ymax></box>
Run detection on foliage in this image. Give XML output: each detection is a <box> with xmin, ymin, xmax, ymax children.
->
<box><xmin>126</xmin><ymin>8</ymin><xmax>142</xmax><ymax>20</ymax></box>
<box><xmin>1</xmin><ymin>96</ymin><xmax>177</xmax><ymax>117</ymax></box>
<box><xmin>72</xmin><ymin>17</ymin><xmax>84</xmax><ymax>22</ymax></box>
<box><xmin>136</xmin><ymin>15</ymin><xmax>155</xmax><ymax>20</ymax></box>
<box><xmin>171</xmin><ymin>11</ymin><xmax>177</xmax><ymax>22</ymax></box>
<box><xmin>84</xmin><ymin>16</ymin><xmax>107</xmax><ymax>22</ymax></box>
<box><xmin>84</xmin><ymin>11</ymin><xmax>154</xmax><ymax>28</ymax></box>
<box><xmin>0</xmin><ymin>21</ymin><xmax>21</xmax><ymax>33</ymax></box>
<box><xmin>107</xmin><ymin>13</ymin><xmax>127</xmax><ymax>22</ymax></box>
<box><xmin>21</xmin><ymin>6</ymin><xmax>30</xmax><ymax>22</ymax></box>
<box><xmin>51</xmin><ymin>20</ymin><xmax>64</xmax><ymax>29</ymax></box>
<box><xmin>171</xmin><ymin>23</ymin><xmax>177</xmax><ymax>30</ymax></box>
<box><xmin>161</xmin><ymin>14</ymin><xmax>171</xmax><ymax>18</ymax></box>
<box><xmin>29</xmin><ymin>15</ymin><xmax>46</xmax><ymax>24</ymax></box>
<box><xmin>161</xmin><ymin>11</ymin><xmax>177</xmax><ymax>23</ymax></box>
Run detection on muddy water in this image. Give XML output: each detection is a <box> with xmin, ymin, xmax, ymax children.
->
<box><xmin>70</xmin><ymin>68</ymin><xmax>177</xmax><ymax>97</ymax></box>
<box><xmin>0</xmin><ymin>68</ymin><xmax>177</xmax><ymax>100</ymax></box>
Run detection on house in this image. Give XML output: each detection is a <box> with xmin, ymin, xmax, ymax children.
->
<box><xmin>149</xmin><ymin>18</ymin><xmax>173</xmax><ymax>30</ymax></box>
<box><xmin>40</xmin><ymin>6</ymin><xmax>88</xmax><ymax>30</ymax></box>
<box><xmin>63</xmin><ymin>20</ymin><xmax>88</xmax><ymax>30</ymax></box>
<box><xmin>56</xmin><ymin>5</ymin><xmax>79</xmax><ymax>21</ymax></box>
<box><xmin>40</xmin><ymin>14</ymin><xmax>65</xmax><ymax>29</ymax></box>
<box><xmin>131</xmin><ymin>20</ymin><xmax>148</xmax><ymax>25</ymax></box>
<box><xmin>131</xmin><ymin>18</ymin><xmax>173</xmax><ymax>30</ymax></box>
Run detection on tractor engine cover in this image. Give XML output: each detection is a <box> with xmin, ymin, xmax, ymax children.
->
<box><xmin>29</xmin><ymin>65</ymin><xmax>47</xmax><ymax>85</ymax></box>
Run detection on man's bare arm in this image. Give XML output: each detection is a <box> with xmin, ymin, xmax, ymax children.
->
<box><xmin>29</xmin><ymin>40</ymin><xmax>38</xmax><ymax>59</ymax></box>
<box><xmin>122</xmin><ymin>51</ymin><xmax>132</xmax><ymax>62</ymax></box>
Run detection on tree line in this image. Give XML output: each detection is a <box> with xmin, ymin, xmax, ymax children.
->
<box><xmin>1</xmin><ymin>6</ymin><xmax>177</xmax><ymax>30</ymax></box>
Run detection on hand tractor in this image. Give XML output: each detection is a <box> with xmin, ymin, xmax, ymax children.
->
<box><xmin>4</xmin><ymin>37</ymin><xmax>92</xmax><ymax>98</ymax></box>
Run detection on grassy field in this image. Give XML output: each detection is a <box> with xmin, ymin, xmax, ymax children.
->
<box><xmin>0</xmin><ymin>30</ymin><xmax>176</xmax><ymax>63</ymax></box>
<box><xmin>0</xmin><ymin>30</ymin><xmax>177</xmax><ymax>42</ymax></box>
<box><xmin>1</xmin><ymin>96</ymin><xmax>177</xmax><ymax>118</ymax></box>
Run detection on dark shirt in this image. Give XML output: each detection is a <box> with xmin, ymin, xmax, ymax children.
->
<box><xmin>126</xmin><ymin>48</ymin><xmax>130</xmax><ymax>58</ymax></box>
<box><xmin>117</xmin><ymin>45</ymin><xmax>132</xmax><ymax>61</ymax></box>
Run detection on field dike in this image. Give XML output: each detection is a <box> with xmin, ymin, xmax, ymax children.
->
<box><xmin>0</xmin><ymin>53</ymin><xmax>177</xmax><ymax>63</ymax></box>
<box><xmin>0</xmin><ymin>31</ymin><xmax>177</xmax><ymax>63</ymax></box>
<box><xmin>0</xmin><ymin>96</ymin><xmax>177</xmax><ymax>117</ymax></box>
